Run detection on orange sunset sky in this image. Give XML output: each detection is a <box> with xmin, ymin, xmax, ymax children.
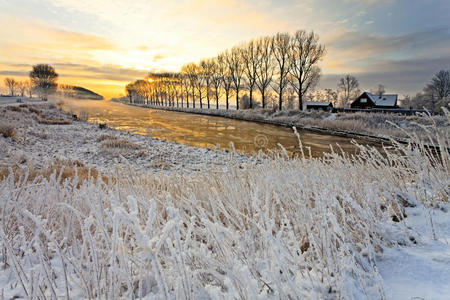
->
<box><xmin>1</xmin><ymin>0</ymin><xmax>449</xmax><ymax>99</ymax></box>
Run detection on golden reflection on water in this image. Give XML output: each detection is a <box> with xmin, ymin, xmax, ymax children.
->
<box><xmin>61</xmin><ymin>99</ymin><xmax>382</xmax><ymax>158</ymax></box>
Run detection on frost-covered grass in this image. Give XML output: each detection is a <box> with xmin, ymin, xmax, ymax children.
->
<box><xmin>128</xmin><ymin>102</ymin><xmax>449</xmax><ymax>142</ymax></box>
<box><xmin>0</xmin><ymin>113</ymin><xmax>448</xmax><ymax>299</ymax></box>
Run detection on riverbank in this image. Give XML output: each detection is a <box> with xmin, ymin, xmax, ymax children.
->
<box><xmin>118</xmin><ymin>100</ymin><xmax>449</xmax><ymax>144</ymax></box>
<box><xmin>0</xmin><ymin>103</ymin><xmax>252</xmax><ymax>177</ymax></box>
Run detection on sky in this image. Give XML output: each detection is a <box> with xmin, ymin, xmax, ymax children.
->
<box><xmin>0</xmin><ymin>0</ymin><xmax>449</xmax><ymax>99</ymax></box>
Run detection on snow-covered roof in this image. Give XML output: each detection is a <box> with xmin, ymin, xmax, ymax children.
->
<box><xmin>366</xmin><ymin>92</ymin><xmax>397</xmax><ymax>107</ymax></box>
<box><xmin>305</xmin><ymin>101</ymin><xmax>332</xmax><ymax>106</ymax></box>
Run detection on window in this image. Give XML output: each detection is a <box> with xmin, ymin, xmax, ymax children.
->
<box><xmin>360</xmin><ymin>98</ymin><xmax>367</xmax><ymax>103</ymax></box>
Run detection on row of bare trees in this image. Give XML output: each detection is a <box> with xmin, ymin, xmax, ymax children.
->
<box><xmin>3</xmin><ymin>78</ymin><xmax>34</xmax><ymax>98</ymax></box>
<box><xmin>126</xmin><ymin>30</ymin><xmax>326</xmax><ymax>110</ymax></box>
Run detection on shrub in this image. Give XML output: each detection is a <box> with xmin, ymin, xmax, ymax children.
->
<box><xmin>101</xmin><ymin>137</ymin><xmax>141</xmax><ymax>150</ymax></box>
<box><xmin>0</xmin><ymin>123</ymin><xmax>16</xmax><ymax>138</ymax></box>
<box><xmin>35</xmin><ymin>115</ymin><xmax>72</xmax><ymax>125</ymax></box>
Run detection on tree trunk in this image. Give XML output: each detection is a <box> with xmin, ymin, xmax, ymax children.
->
<box><xmin>215</xmin><ymin>91</ymin><xmax>219</xmax><ymax>109</ymax></box>
<box><xmin>207</xmin><ymin>86</ymin><xmax>210</xmax><ymax>109</ymax></box>
<box><xmin>236</xmin><ymin>88</ymin><xmax>239</xmax><ymax>110</ymax></box>
<box><xmin>249</xmin><ymin>87</ymin><xmax>253</xmax><ymax>109</ymax></box>
<box><xmin>298</xmin><ymin>81</ymin><xmax>303</xmax><ymax>111</ymax></box>
<box><xmin>262</xmin><ymin>90</ymin><xmax>266</xmax><ymax>108</ymax></box>
<box><xmin>225</xmin><ymin>91</ymin><xmax>229</xmax><ymax>110</ymax></box>
<box><xmin>278</xmin><ymin>87</ymin><xmax>283</xmax><ymax>110</ymax></box>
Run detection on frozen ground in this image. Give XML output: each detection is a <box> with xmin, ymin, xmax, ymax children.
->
<box><xmin>378</xmin><ymin>205</ymin><xmax>450</xmax><ymax>299</ymax></box>
<box><xmin>0</xmin><ymin>103</ymin><xmax>251</xmax><ymax>174</ymax></box>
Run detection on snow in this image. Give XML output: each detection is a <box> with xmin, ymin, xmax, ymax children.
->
<box><xmin>378</xmin><ymin>205</ymin><xmax>450</xmax><ymax>300</ymax></box>
<box><xmin>366</xmin><ymin>92</ymin><xmax>398</xmax><ymax>107</ymax></box>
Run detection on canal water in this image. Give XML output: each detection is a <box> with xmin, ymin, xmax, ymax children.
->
<box><xmin>61</xmin><ymin>99</ymin><xmax>382</xmax><ymax>158</ymax></box>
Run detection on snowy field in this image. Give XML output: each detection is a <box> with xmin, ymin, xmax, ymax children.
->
<box><xmin>0</xmin><ymin>104</ymin><xmax>449</xmax><ymax>299</ymax></box>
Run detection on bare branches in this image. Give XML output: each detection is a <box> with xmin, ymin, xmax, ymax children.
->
<box><xmin>123</xmin><ymin>30</ymin><xmax>325</xmax><ymax>111</ymax></box>
<box><xmin>289</xmin><ymin>30</ymin><xmax>326</xmax><ymax>110</ymax></box>
<box><xmin>4</xmin><ymin>78</ymin><xmax>17</xmax><ymax>96</ymax></box>
<box><xmin>255</xmin><ymin>36</ymin><xmax>275</xmax><ymax>109</ymax></box>
<box><xmin>337</xmin><ymin>74</ymin><xmax>360</xmax><ymax>107</ymax></box>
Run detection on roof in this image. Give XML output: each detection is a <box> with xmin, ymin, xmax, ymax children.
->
<box><xmin>365</xmin><ymin>92</ymin><xmax>397</xmax><ymax>107</ymax></box>
<box><xmin>305</xmin><ymin>101</ymin><xmax>332</xmax><ymax>106</ymax></box>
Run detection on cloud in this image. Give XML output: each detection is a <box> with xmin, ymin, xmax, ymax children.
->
<box><xmin>322</xmin><ymin>26</ymin><xmax>450</xmax><ymax>73</ymax></box>
<box><xmin>0</xmin><ymin>14</ymin><xmax>115</xmax><ymax>51</ymax></box>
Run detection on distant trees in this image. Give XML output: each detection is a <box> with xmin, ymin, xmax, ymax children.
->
<box><xmin>372</xmin><ymin>84</ymin><xmax>386</xmax><ymax>96</ymax></box>
<box><xmin>17</xmin><ymin>81</ymin><xmax>26</xmax><ymax>97</ymax></box>
<box><xmin>425</xmin><ymin>70</ymin><xmax>450</xmax><ymax>100</ymax></box>
<box><xmin>25</xmin><ymin>80</ymin><xmax>33</xmax><ymax>98</ymax></box>
<box><xmin>4</xmin><ymin>78</ymin><xmax>18</xmax><ymax>96</ymax></box>
<box><xmin>124</xmin><ymin>30</ymin><xmax>326</xmax><ymax>111</ymax></box>
<box><xmin>405</xmin><ymin>69</ymin><xmax>450</xmax><ymax>114</ymax></box>
<box><xmin>337</xmin><ymin>75</ymin><xmax>360</xmax><ymax>107</ymax></box>
<box><xmin>29</xmin><ymin>64</ymin><xmax>58</xmax><ymax>99</ymax></box>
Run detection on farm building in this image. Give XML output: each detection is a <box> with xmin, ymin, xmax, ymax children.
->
<box><xmin>351</xmin><ymin>92</ymin><xmax>399</xmax><ymax>109</ymax></box>
<box><xmin>305</xmin><ymin>101</ymin><xmax>333</xmax><ymax>111</ymax></box>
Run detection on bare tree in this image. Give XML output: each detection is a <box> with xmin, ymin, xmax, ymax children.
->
<box><xmin>289</xmin><ymin>30</ymin><xmax>325</xmax><ymax>110</ymax></box>
<box><xmin>272</xmin><ymin>32</ymin><xmax>292</xmax><ymax>110</ymax></box>
<box><xmin>125</xmin><ymin>82</ymin><xmax>136</xmax><ymax>103</ymax></box>
<box><xmin>210</xmin><ymin>57</ymin><xmax>223</xmax><ymax>109</ymax></box>
<box><xmin>4</xmin><ymin>78</ymin><xmax>17</xmax><ymax>96</ymax></box>
<box><xmin>219</xmin><ymin>52</ymin><xmax>234</xmax><ymax>110</ymax></box>
<box><xmin>200</xmin><ymin>58</ymin><xmax>215</xmax><ymax>109</ymax></box>
<box><xmin>372</xmin><ymin>84</ymin><xmax>385</xmax><ymax>96</ymax></box>
<box><xmin>426</xmin><ymin>69</ymin><xmax>450</xmax><ymax>100</ymax></box>
<box><xmin>194</xmin><ymin>64</ymin><xmax>206</xmax><ymax>108</ymax></box>
<box><xmin>25</xmin><ymin>80</ymin><xmax>33</xmax><ymax>98</ymax></box>
<box><xmin>242</xmin><ymin>39</ymin><xmax>260</xmax><ymax>109</ymax></box>
<box><xmin>180</xmin><ymin>73</ymin><xmax>190</xmax><ymax>108</ymax></box>
<box><xmin>255</xmin><ymin>36</ymin><xmax>274</xmax><ymax>109</ymax></box>
<box><xmin>17</xmin><ymin>81</ymin><xmax>27</xmax><ymax>97</ymax></box>
<box><xmin>226</xmin><ymin>47</ymin><xmax>245</xmax><ymax>110</ymax></box>
<box><xmin>337</xmin><ymin>74</ymin><xmax>359</xmax><ymax>107</ymax></box>
<box><xmin>29</xmin><ymin>64</ymin><xmax>58</xmax><ymax>99</ymax></box>
<box><xmin>182</xmin><ymin>63</ymin><xmax>198</xmax><ymax>108</ymax></box>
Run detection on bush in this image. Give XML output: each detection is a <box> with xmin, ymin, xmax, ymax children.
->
<box><xmin>0</xmin><ymin>123</ymin><xmax>16</xmax><ymax>138</ymax></box>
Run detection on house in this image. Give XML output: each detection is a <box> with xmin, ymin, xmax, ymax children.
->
<box><xmin>350</xmin><ymin>92</ymin><xmax>398</xmax><ymax>109</ymax></box>
<box><xmin>305</xmin><ymin>101</ymin><xmax>333</xmax><ymax>111</ymax></box>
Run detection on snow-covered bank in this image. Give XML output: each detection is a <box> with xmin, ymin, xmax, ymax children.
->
<box><xmin>0</xmin><ymin>108</ymin><xmax>448</xmax><ymax>299</ymax></box>
<box><xmin>0</xmin><ymin>103</ymin><xmax>251</xmax><ymax>175</ymax></box>
<box><xmin>378</xmin><ymin>205</ymin><xmax>450</xmax><ymax>299</ymax></box>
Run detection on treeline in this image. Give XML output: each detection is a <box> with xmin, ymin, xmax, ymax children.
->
<box><xmin>2</xmin><ymin>64</ymin><xmax>58</xmax><ymax>100</ymax></box>
<box><xmin>126</xmin><ymin>30</ymin><xmax>325</xmax><ymax>111</ymax></box>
